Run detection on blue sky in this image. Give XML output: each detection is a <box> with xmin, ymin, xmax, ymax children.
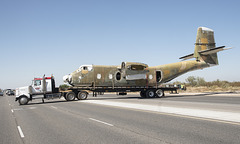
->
<box><xmin>0</xmin><ymin>0</ymin><xmax>239</xmax><ymax>89</ymax></box>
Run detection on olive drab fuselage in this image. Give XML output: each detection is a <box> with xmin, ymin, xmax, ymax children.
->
<box><xmin>66</xmin><ymin>60</ymin><xmax>209</xmax><ymax>87</ymax></box>
<box><xmin>63</xmin><ymin>27</ymin><xmax>229</xmax><ymax>87</ymax></box>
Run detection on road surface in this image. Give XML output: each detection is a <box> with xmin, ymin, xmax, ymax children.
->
<box><xmin>1</xmin><ymin>92</ymin><xmax>240</xmax><ymax>144</ymax></box>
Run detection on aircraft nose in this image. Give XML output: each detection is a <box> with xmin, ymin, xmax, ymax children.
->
<box><xmin>63</xmin><ymin>74</ymin><xmax>72</xmax><ymax>84</ymax></box>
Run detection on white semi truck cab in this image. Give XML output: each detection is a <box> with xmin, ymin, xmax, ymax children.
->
<box><xmin>15</xmin><ymin>76</ymin><xmax>62</xmax><ymax>105</ymax></box>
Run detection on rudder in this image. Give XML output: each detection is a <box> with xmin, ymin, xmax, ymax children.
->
<box><xmin>194</xmin><ymin>27</ymin><xmax>218</xmax><ymax>65</ymax></box>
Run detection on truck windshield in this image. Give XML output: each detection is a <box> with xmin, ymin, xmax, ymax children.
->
<box><xmin>34</xmin><ymin>80</ymin><xmax>41</xmax><ymax>86</ymax></box>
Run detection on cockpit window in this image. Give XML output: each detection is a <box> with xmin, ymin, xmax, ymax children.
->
<box><xmin>83</xmin><ymin>66</ymin><xmax>88</xmax><ymax>70</ymax></box>
<box><xmin>78</xmin><ymin>65</ymin><xmax>93</xmax><ymax>72</ymax></box>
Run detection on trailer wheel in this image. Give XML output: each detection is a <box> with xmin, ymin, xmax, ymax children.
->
<box><xmin>77</xmin><ymin>91</ymin><xmax>88</xmax><ymax>100</ymax></box>
<box><xmin>146</xmin><ymin>89</ymin><xmax>155</xmax><ymax>98</ymax></box>
<box><xmin>140</xmin><ymin>91</ymin><xmax>146</xmax><ymax>98</ymax></box>
<box><xmin>156</xmin><ymin>89</ymin><xmax>165</xmax><ymax>98</ymax></box>
<box><xmin>18</xmin><ymin>96</ymin><xmax>29</xmax><ymax>105</ymax></box>
<box><xmin>65</xmin><ymin>92</ymin><xmax>76</xmax><ymax>101</ymax></box>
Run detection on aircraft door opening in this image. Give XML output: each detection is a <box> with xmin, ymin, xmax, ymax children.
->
<box><xmin>156</xmin><ymin>71</ymin><xmax>162</xmax><ymax>83</ymax></box>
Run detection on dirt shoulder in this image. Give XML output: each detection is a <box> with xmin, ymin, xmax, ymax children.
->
<box><xmin>180</xmin><ymin>86</ymin><xmax>240</xmax><ymax>93</ymax></box>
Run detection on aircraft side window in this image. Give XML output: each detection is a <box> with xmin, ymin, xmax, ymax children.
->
<box><xmin>109</xmin><ymin>74</ymin><xmax>113</xmax><ymax>79</ymax></box>
<box><xmin>149</xmin><ymin>74</ymin><xmax>153</xmax><ymax>79</ymax></box>
<box><xmin>116</xmin><ymin>72</ymin><xmax>121</xmax><ymax>80</ymax></box>
<box><xmin>97</xmin><ymin>74</ymin><xmax>101</xmax><ymax>79</ymax></box>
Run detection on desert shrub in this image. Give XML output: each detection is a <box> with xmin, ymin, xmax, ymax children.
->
<box><xmin>59</xmin><ymin>84</ymin><xmax>70</xmax><ymax>91</ymax></box>
<box><xmin>186</xmin><ymin>76</ymin><xmax>197</xmax><ymax>86</ymax></box>
<box><xmin>185</xmin><ymin>76</ymin><xmax>206</xmax><ymax>86</ymax></box>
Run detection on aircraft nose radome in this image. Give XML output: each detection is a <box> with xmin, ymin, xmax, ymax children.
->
<box><xmin>63</xmin><ymin>74</ymin><xmax>72</xmax><ymax>83</ymax></box>
<box><xmin>63</xmin><ymin>75</ymin><xmax>68</xmax><ymax>82</ymax></box>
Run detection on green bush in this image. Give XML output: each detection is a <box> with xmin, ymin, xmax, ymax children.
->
<box><xmin>59</xmin><ymin>84</ymin><xmax>70</xmax><ymax>91</ymax></box>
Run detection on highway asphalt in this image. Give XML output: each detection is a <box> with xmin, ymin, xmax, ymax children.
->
<box><xmin>1</xmin><ymin>92</ymin><xmax>240</xmax><ymax>144</ymax></box>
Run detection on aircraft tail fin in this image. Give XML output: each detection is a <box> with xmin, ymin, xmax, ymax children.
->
<box><xmin>179</xmin><ymin>27</ymin><xmax>231</xmax><ymax>65</ymax></box>
<box><xmin>194</xmin><ymin>27</ymin><xmax>219</xmax><ymax>65</ymax></box>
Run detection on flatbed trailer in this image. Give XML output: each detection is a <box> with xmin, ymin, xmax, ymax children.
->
<box><xmin>15</xmin><ymin>76</ymin><xmax>185</xmax><ymax>105</ymax></box>
<box><xmin>64</xmin><ymin>84</ymin><xmax>185</xmax><ymax>100</ymax></box>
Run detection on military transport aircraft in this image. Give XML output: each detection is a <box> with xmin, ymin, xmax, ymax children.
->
<box><xmin>63</xmin><ymin>27</ymin><xmax>230</xmax><ymax>97</ymax></box>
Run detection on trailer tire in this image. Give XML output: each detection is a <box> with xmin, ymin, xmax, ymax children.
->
<box><xmin>18</xmin><ymin>96</ymin><xmax>29</xmax><ymax>105</ymax></box>
<box><xmin>140</xmin><ymin>91</ymin><xmax>146</xmax><ymax>98</ymax></box>
<box><xmin>77</xmin><ymin>91</ymin><xmax>88</xmax><ymax>100</ymax></box>
<box><xmin>65</xmin><ymin>92</ymin><xmax>76</xmax><ymax>101</ymax></box>
<box><xmin>146</xmin><ymin>89</ymin><xmax>155</xmax><ymax>98</ymax></box>
<box><xmin>156</xmin><ymin>89</ymin><xmax>165</xmax><ymax>98</ymax></box>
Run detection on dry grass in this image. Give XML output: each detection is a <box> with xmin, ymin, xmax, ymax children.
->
<box><xmin>180</xmin><ymin>86</ymin><xmax>240</xmax><ymax>93</ymax></box>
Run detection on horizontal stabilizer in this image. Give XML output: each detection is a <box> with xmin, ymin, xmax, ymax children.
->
<box><xmin>179</xmin><ymin>46</ymin><xmax>231</xmax><ymax>60</ymax></box>
<box><xmin>179</xmin><ymin>53</ymin><xmax>194</xmax><ymax>60</ymax></box>
<box><xmin>198</xmin><ymin>46</ymin><xmax>231</xmax><ymax>55</ymax></box>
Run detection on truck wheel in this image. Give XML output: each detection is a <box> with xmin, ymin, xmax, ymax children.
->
<box><xmin>146</xmin><ymin>89</ymin><xmax>155</xmax><ymax>98</ymax></box>
<box><xmin>77</xmin><ymin>91</ymin><xmax>88</xmax><ymax>100</ymax></box>
<box><xmin>156</xmin><ymin>89</ymin><xmax>165</xmax><ymax>98</ymax></box>
<box><xmin>65</xmin><ymin>92</ymin><xmax>76</xmax><ymax>101</ymax></box>
<box><xmin>140</xmin><ymin>91</ymin><xmax>146</xmax><ymax>98</ymax></box>
<box><xmin>19</xmin><ymin>96</ymin><xmax>29</xmax><ymax>105</ymax></box>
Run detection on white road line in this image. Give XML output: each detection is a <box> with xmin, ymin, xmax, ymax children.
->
<box><xmin>89</xmin><ymin>118</ymin><xmax>114</xmax><ymax>126</ymax></box>
<box><xmin>11</xmin><ymin>109</ymin><xmax>14</xmax><ymax>113</ymax></box>
<box><xmin>13</xmin><ymin>108</ymin><xmax>24</xmax><ymax>111</ymax></box>
<box><xmin>17</xmin><ymin>126</ymin><xmax>25</xmax><ymax>138</ymax></box>
<box><xmin>80</xmin><ymin>100</ymin><xmax>240</xmax><ymax>124</ymax></box>
<box><xmin>51</xmin><ymin>106</ymin><xmax>58</xmax><ymax>109</ymax></box>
